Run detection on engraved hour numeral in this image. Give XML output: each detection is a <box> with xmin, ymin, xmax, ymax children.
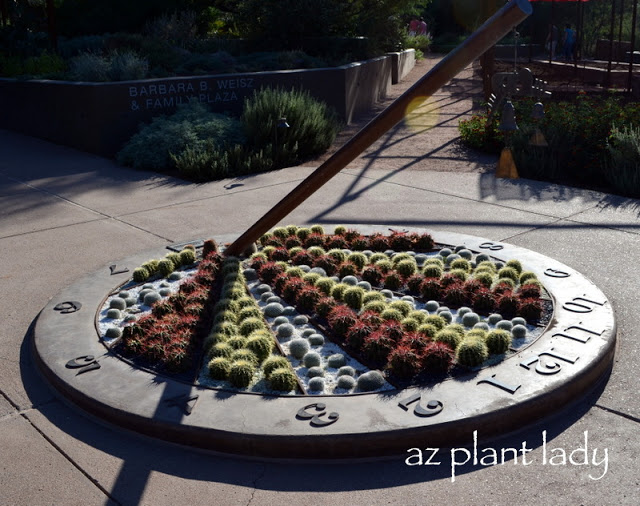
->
<box><xmin>398</xmin><ymin>393</ymin><xmax>443</xmax><ymax>417</ymax></box>
<box><xmin>65</xmin><ymin>355</ymin><xmax>100</xmax><ymax>375</ymax></box>
<box><xmin>296</xmin><ymin>403</ymin><xmax>339</xmax><ymax>427</ymax></box>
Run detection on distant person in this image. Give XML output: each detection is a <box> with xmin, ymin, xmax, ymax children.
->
<box><xmin>409</xmin><ymin>18</ymin><xmax>420</xmax><ymax>36</ymax></box>
<box><xmin>418</xmin><ymin>18</ymin><xmax>428</xmax><ymax>36</ymax></box>
<box><xmin>563</xmin><ymin>23</ymin><xmax>576</xmax><ymax>60</ymax></box>
<box><xmin>546</xmin><ymin>24</ymin><xmax>559</xmax><ymax>59</ymax></box>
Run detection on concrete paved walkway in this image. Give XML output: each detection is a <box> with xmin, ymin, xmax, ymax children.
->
<box><xmin>2</xmin><ymin>58</ymin><xmax>640</xmax><ymax>505</ymax></box>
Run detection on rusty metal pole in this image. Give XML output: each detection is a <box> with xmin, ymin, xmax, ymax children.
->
<box><xmin>223</xmin><ymin>0</ymin><xmax>533</xmax><ymax>257</ymax></box>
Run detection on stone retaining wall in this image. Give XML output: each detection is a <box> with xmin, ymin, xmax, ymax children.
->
<box><xmin>0</xmin><ymin>51</ymin><xmax>414</xmax><ymax>157</ymax></box>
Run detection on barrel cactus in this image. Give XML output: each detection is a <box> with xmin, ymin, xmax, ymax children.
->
<box><xmin>456</xmin><ymin>337</ymin><xmax>489</xmax><ymax>368</ymax></box>
<box><xmin>262</xmin><ymin>356</ymin><xmax>290</xmax><ymax>379</ymax></box>
<box><xmin>289</xmin><ymin>338</ymin><xmax>310</xmax><ymax>359</ymax></box>
<box><xmin>486</xmin><ymin>329</ymin><xmax>512</xmax><ymax>354</ymax></box>
<box><xmin>228</xmin><ymin>360</ymin><xmax>255</xmax><ymax>388</ymax></box>
<box><xmin>208</xmin><ymin>357</ymin><xmax>232</xmax><ymax>380</ymax></box>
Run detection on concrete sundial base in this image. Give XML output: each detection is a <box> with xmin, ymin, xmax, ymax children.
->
<box><xmin>32</xmin><ymin>226</ymin><xmax>616</xmax><ymax>459</ymax></box>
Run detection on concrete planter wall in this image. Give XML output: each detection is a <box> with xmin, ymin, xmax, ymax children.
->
<box><xmin>0</xmin><ymin>51</ymin><xmax>414</xmax><ymax>157</ymax></box>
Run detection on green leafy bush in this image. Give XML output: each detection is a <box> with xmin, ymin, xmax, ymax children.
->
<box><xmin>242</xmin><ymin>87</ymin><xmax>340</xmax><ymax>167</ymax></box>
<box><xmin>69</xmin><ymin>50</ymin><xmax>148</xmax><ymax>81</ymax></box>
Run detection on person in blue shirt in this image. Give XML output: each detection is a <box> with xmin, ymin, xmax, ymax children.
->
<box><xmin>563</xmin><ymin>24</ymin><xmax>576</xmax><ymax>61</ymax></box>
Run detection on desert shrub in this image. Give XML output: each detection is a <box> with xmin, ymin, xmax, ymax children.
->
<box><xmin>604</xmin><ymin>123</ymin><xmax>640</xmax><ymax>197</ymax></box>
<box><xmin>117</xmin><ymin>101</ymin><xmax>245</xmax><ymax>172</ymax></box>
<box><xmin>68</xmin><ymin>52</ymin><xmax>110</xmax><ymax>81</ymax></box>
<box><xmin>242</xmin><ymin>87</ymin><xmax>340</xmax><ymax>167</ymax></box>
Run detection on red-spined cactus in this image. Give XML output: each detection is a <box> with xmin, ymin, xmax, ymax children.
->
<box><xmin>270</xmin><ymin>247</ymin><xmax>290</xmax><ymax>262</ymax></box>
<box><xmin>349</xmin><ymin>235</ymin><xmax>369</xmax><ymax>250</ymax></box>
<box><xmin>338</xmin><ymin>261</ymin><xmax>359</xmax><ymax>278</ymax></box>
<box><xmin>313</xmin><ymin>254</ymin><xmax>338</xmax><ymax>276</ymax></box>
<box><xmin>258</xmin><ymin>261</ymin><xmax>285</xmax><ymax>284</ymax></box>
<box><xmin>380</xmin><ymin>320</ymin><xmax>405</xmax><ymax>342</ymax></box>
<box><xmin>492</xmin><ymin>280</ymin><xmax>515</xmax><ymax>296</ymax></box>
<box><xmin>463</xmin><ymin>278</ymin><xmax>484</xmax><ymax>296</ymax></box>
<box><xmin>420</xmin><ymin>278</ymin><xmax>441</xmax><ymax>300</ymax></box>
<box><xmin>346</xmin><ymin>319</ymin><xmax>377</xmax><ymax>350</ymax></box>
<box><xmin>304</xmin><ymin>232</ymin><xmax>326</xmax><ymax>248</ymax></box>
<box><xmin>389</xmin><ymin>231</ymin><xmax>412</xmax><ymax>251</ymax></box>
<box><xmin>406</xmin><ymin>274</ymin><xmax>424</xmax><ymax>294</ymax></box>
<box><xmin>497</xmin><ymin>293</ymin><xmax>520</xmax><ymax>319</ymax></box>
<box><xmin>296</xmin><ymin>285</ymin><xmax>323</xmax><ymax>314</ymax></box>
<box><xmin>291</xmin><ymin>250</ymin><xmax>314</xmax><ymax>266</ymax></box>
<box><xmin>518</xmin><ymin>283</ymin><xmax>542</xmax><ymax>299</ymax></box>
<box><xmin>472</xmin><ymin>288</ymin><xmax>497</xmax><ymax>313</ymax></box>
<box><xmin>369</xmin><ymin>233</ymin><xmax>390</xmax><ymax>251</ymax></box>
<box><xmin>363</xmin><ymin>330</ymin><xmax>395</xmax><ymax>363</ymax></box>
<box><xmin>400</xmin><ymin>332</ymin><xmax>431</xmax><ymax>353</ymax></box>
<box><xmin>383</xmin><ymin>272</ymin><xmax>403</xmax><ymax>291</ymax></box>
<box><xmin>359</xmin><ymin>310</ymin><xmax>383</xmax><ymax>328</ymax></box>
<box><xmin>327</xmin><ymin>305</ymin><xmax>358</xmax><ymax>339</ymax></box>
<box><xmin>284</xmin><ymin>236</ymin><xmax>302</xmax><ymax>249</ymax></box>
<box><xmin>326</xmin><ymin>234</ymin><xmax>349</xmax><ymax>250</ymax></box>
<box><xmin>388</xmin><ymin>345</ymin><xmax>422</xmax><ymax>380</ymax></box>
<box><xmin>361</xmin><ymin>265</ymin><xmax>383</xmax><ymax>286</ymax></box>
<box><xmin>518</xmin><ymin>297</ymin><xmax>543</xmax><ymax>322</ymax></box>
<box><xmin>282</xmin><ymin>277</ymin><xmax>306</xmax><ymax>301</ymax></box>
<box><xmin>412</xmin><ymin>232</ymin><xmax>435</xmax><ymax>251</ymax></box>
<box><xmin>443</xmin><ymin>282</ymin><xmax>470</xmax><ymax>308</ymax></box>
<box><xmin>422</xmin><ymin>341</ymin><xmax>455</xmax><ymax>374</ymax></box>
<box><xmin>315</xmin><ymin>296</ymin><xmax>337</xmax><ymax>318</ymax></box>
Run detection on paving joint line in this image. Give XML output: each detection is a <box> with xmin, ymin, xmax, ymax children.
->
<box><xmin>339</xmin><ymin>170</ymin><xmax>568</xmax><ymax>221</ymax></box>
<box><xmin>594</xmin><ymin>403</ymin><xmax>640</xmax><ymax>424</ymax></box>
<box><xmin>0</xmin><ymin>383</ymin><xmax>121</xmax><ymax>502</ymax></box>
<box><xmin>112</xmin><ymin>177</ymin><xmax>307</xmax><ymax>219</ymax></box>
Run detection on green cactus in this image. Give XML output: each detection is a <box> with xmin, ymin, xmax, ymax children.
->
<box><xmin>450</xmin><ymin>258</ymin><xmax>471</xmax><ymax>272</ymax></box>
<box><xmin>157</xmin><ymin>258</ymin><xmax>174</xmax><ymax>277</ymax></box>
<box><xmin>456</xmin><ymin>337</ymin><xmax>489</xmax><ymax>367</ymax></box>
<box><xmin>519</xmin><ymin>271</ymin><xmax>537</xmax><ymax>284</ymax></box>
<box><xmin>228</xmin><ymin>360</ymin><xmax>255</xmax><ymax>388</ymax></box>
<box><xmin>310</xmin><ymin>225</ymin><xmax>325</xmax><ymax>234</ymax></box>
<box><xmin>179</xmin><ymin>248</ymin><xmax>196</xmax><ymax>266</ymax></box>
<box><xmin>208</xmin><ymin>357</ymin><xmax>232</xmax><ymax>380</ymax></box>
<box><xmin>238</xmin><ymin>306</ymin><xmax>263</xmax><ymax>322</ymax></box>
<box><xmin>132</xmin><ymin>267</ymin><xmax>150</xmax><ymax>283</ymax></box>
<box><xmin>369</xmin><ymin>253</ymin><xmax>389</xmax><ymax>264</ymax></box>
<box><xmin>330</xmin><ymin>283</ymin><xmax>349</xmax><ymax>301</ymax></box>
<box><xmin>362</xmin><ymin>291</ymin><xmax>385</xmax><ymax>304</ymax></box>
<box><xmin>380</xmin><ymin>308</ymin><xmax>404</xmax><ymax>321</ymax></box>
<box><xmin>106</xmin><ymin>308</ymin><xmax>122</xmax><ymax>319</ymax></box>
<box><xmin>296</xmin><ymin>227</ymin><xmax>312</xmax><ymax>240</ymax></box>
<box><xmin>486</xmin><ymin>329</ymin><xmax>512</xmax><ymax>354</ymax></box>
<box><xmin>363</xmin><ymin>301</ymin><xmax>386</xmax><ymax>314</ymax></box>
<box><xmin>227</xmin><ymin>336</ymin><xmax>249</xmax><ymax>350</ymax></box>
<box><xmin>231</xmin><ymin>349</ymin><xmax>259</xmax><ymax>366</ymax></box>
<box><xmin>424</xmin><ymin>314</ymin><xmax>446</xmax><ymax>330</ymax></box>
<box><xmin>476</xmin><ymin>260</ymin><xmax>497</xmax><ymax>272</ymax></box>
<box><xmin>209</xmin><ymin>341</ymin><xmax>234</xmax><ymax>359</ymax></box>
<box><xmin>347</xmin><ymin>252</ymin><xmax>368</xmax><ymax>270</ymax></box>
<box><xmin>337</xmin><ymin>365</ymin><xmax>356</xmax><ymax>377</ymax></box>
<box><xmin>246</xmin><ymin>334</ymin><xmax>274</xmax><ymax>362</ymax></box>
<box><xmin>389</xmin><ymin>300</ymin><xmax>412</xmax><ymax>317</ymax></box>
<box><xmin>474</xmin><ymin>271</ymin><xmax>495</xmax><ymax>288</ymax></box>
<box><xmin>315</xmin><ymin>277</ymin><xmax>336</xmax><ymax>296</ymax></box>
<box><xmin>396</xmin><ymin>259</ymin><xmax>418</xmax><ymax>277</ymax></box>
<box><xmin>105</xmin><ymin>326</ymin><xmax>122</xmax><ymax>339</ymax></box>
<box><xmin>497</xmin><ymin>266</ymin><xmax>519</xmax><ymax>283</ymax></box>
<box><xmin>269</xmin><ymin>367</ymin><xmax>298</xmax><ymax>392</ymax></box>
<box><xmin>343</xmin><ymin>286</ymin><xmax>365</xmax><ymax>310</ymax></box>
<box><xmin>239</xmin><ymin>317</ymin><xmax>265</xmax><ymax>336</ymax></box>
<box><xmin>505</xmin><ymin>259</ymin><xmax>523</xmax><ymax>274</ymax></box>
<box><xmin>434</xmin><ymin>328</ymin><xmax>462</xmax><ymax>351</ymax></box>
<box><xmin>262</xmin><ymin>356</ymin><xmax>290</xmax><ymax>378</ymax></box>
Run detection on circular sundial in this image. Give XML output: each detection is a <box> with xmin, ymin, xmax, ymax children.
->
<box><xmin>33</xmin><ymin>226</ymin><xmax>616</xmax><ymax>459</ymax></box>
